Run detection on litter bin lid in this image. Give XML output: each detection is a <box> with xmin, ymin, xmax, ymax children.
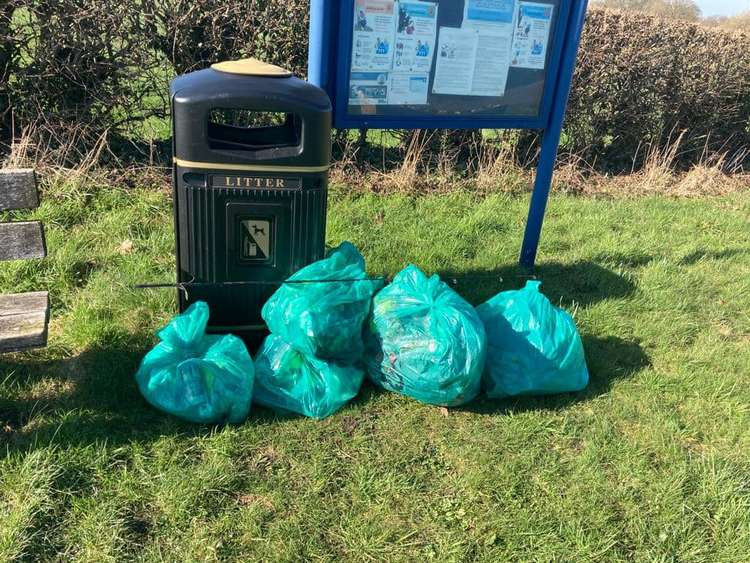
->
<box><xmin>210</xmin><ymin>58</ymin><xmax>292</xmax><ymax>77</ymax></box>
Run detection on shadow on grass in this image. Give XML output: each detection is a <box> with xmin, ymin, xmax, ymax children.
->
<box><xmin>678</xmin><ymin>247</ymin><xmax>748</xmax><ymax>265</ymax></box>
<box><xmin>592</xmin><ymin>251</ymin><xmax>654</xmax><ymax>269</ymax></box>
<box><xmin>443</xmin><ymin>259</ymin><xmax>650</xmax><ymax>414</ymax></box>
<box><xmin>0</xmin><ymin>332</ymin><xmax>650</xmax><ymax>451</ymax></box>
<box><xmin>441</xmin><ymin>259</ymin><xmax>639</xmax><ymax>306</ymax></box>
<box><xmin>462</xmin><ymin>334</ymin><xmax>650</xmax><ymax>415</ymax></box>
<box><xmin>1</xmin><ymin>260</ymin><xmax>647</xmax><ymax>451</ymax></box>
<box><xmin>0</xmin><ymin>332</ymin><xmax>284</xmax><ymax>455</ymax></box>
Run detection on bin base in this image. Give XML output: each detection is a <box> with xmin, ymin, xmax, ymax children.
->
<box><xmin>206</xmin><ymin>325</ymin><xmax>269</xmax><ymax>354</ymax></box>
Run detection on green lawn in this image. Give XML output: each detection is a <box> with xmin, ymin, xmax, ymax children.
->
<box><xmin>1</xmin><ymin>176</ymin><xmax>749</xmax><ymax>561</ymax></box>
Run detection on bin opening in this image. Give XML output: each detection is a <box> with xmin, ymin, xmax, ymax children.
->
<box><xmin>207</xmin><ymin>109</ymin><xmax>301</xmax><ymax>151</ymax></box>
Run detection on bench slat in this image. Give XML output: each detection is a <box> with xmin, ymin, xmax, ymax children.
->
<box><xmin>0</xmin><ymin>221</ymin><xmax>47</xmax><ymax>261</ymax></box>
<box><xmin>0</xmin><ymin>169</ymin><xmax>39</xmax><ymax>211</ymax></box>
<box><xmin>0</xmin><ymin>291</ymin><xmax>49</xmax><ymax>353</ymax></box>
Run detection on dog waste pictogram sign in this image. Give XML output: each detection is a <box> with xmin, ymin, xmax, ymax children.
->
<box><xmin>241</xmin><ymin>219</ymin><xmax>272</xmax><ymax>260</ymax></box>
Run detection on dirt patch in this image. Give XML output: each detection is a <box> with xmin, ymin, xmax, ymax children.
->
<box><xmin>671</xmin><ymin>166</ymin><xmax>749</xmax><ymax>197</ymax></box>
<box><xmin>235</xmin><ymin>493</ymin><xmax>275</xmax><ymax>510</ymax></box>
<box><xmin>563</xmin><ymin>169</ymin><xmax>749</xmax><ymax>199</ymax></box>
<box><xmin>245</xmin><ymin>446</ymin><xmax>283</xmax><ymax>475</ymax></box>
<box><xmin>331</xmin><ymin>162</ymin><xmax>749</xmax><ymax>199</ymax></box>
<box><xmin>0</xmin><ymin>404</ymin><xmax>29</xmax><ymax>444</ymax></box>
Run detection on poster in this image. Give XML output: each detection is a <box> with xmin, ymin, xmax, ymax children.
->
<box><xmin>462</xmin><ymin>0</ymin><xmax>515</xmax><ymax>97</ymax></box>
<box><xmin>347</xmin><ymin>0</ymin><xmax>557</xmax><ymax>112</ymax></box>
<box><xmin>394</xmin><ymin>2</ymin><xmax>439</xmax><ymax>73</ymax></box>
<box><xmin>463</xmin><ymin>0</ymin><xmax>516</xmax><ymax>29</ymax></box>
<box><xmin>510</xmin><ymin>2</ymin><xmax>554</xmax><ymax>69</ymax></box>
<box><xmin>352</xmin><ymin>0</ymin><xmax>397</xmax><ymax>71</ymax></box>
<box><xmin>388</xmin><ymin>73</ymin><xmax>429</xmax><ymax>104</ymax></box>
<box><xmin>431</xmin><ymin>27</ymin><xmax>479</xmax><ymax>95</ymax></box>
<box><xmin>468</xmin><ymin>31</ymin><xmax>511</xmax><ymax>96</ymax></box>
<box><xmin>349</xmin><ymin>72</ymin><xmax>389</xmax><ymax>105</ymax></box>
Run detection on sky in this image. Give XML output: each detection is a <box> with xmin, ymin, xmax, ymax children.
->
<box><xmin>695</xmin><ymin>0</ymin><xmax>749</xmax><ymax>17</ymax></box>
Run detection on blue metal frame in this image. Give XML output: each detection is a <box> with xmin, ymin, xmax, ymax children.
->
<box><xmin>329</xmin><ymin>0</ymin><xmax>571</xmax><ymax>130</ymax></box>
<box><xmin>308</xmin><ymin>0</ymin><xmax>336</xmax><ymax>94</ymax></box>
<box><xmin>308</xmin><ymin>0</ymin><xmax>590</xmax><ymax>266</ymax></box>
<box><xmin>519</xmin><ymin>0</ymin><xmax>588</xmax><ymax>267</ymax></box>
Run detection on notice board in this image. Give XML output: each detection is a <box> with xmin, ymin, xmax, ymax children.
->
<box><xmin>308</xmin><ymin>0</ymin><xmax>589</xmax><ymax>266</ymax></box>
<box><xmin>312</xmin><ymin>0</ymin><xmax>570</xmax><ymax>129</ymax></box>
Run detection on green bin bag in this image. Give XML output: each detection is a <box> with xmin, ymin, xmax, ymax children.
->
<box><xmin>261</xmin><ymin>242</ymin><xmax>382</xmax><ymax>363</ymax></box>
<box><xmin>253</xmin><ymin>333</ymin><xmax>365</xmax><ymax>419</ymax></box>
<box><xmin>476</xmin><ymin>281</ymin><xmax>589</xmax><ymax>398</ymax></box>
<box><xmin>364</xmin><ymin>265</ymin><xmax>486</xmax><ymax>407</ymax></box>
<box><xmin>135</xmin><ymin>301</ymin><xmax>254</xmax><ymax>424</ymax></box>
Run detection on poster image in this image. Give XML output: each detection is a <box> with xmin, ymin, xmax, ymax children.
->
<box><xmin>463</xmin><ymin>0</ymin><xmax>515</xmax><ymax>26</ymax></box>
<box><xmin>469</xmin><ymin>31</ymin><xmax>511</xmax><ymax>96</ymax></box>
<box><xmin>461</xmin><ymin>0</ymin><xmax>515</xmax><ymax>97</ymax></box>
<box><xmin>510</xmin><ymin>2</ymin><xmax>554</xmax><ymax>69</ymax></box>
<box><xmin>393</xmin><ymin>2</ymin><xmax>439</xmax><ymax>73</ymax></box>
<box><xmin>352</xmin><ymin>0</ymin><xmax>397</xmax><ymax>71</ymax></box>
<box><xmin>388</xmin><ymin>72</ymin><xmax>429</xmax><ymax>104</ymax></box>
<box><xmin>346</xmin><ymin>0</ymin><xmax>557</xmax><ymax>114</ymax></box>
<box><xmin>349</xmin><ymin>72</ymin><xmax>389</xmax><ymax>105</ymax></box>
<box><xmin>431</xmin><ymin>27</ymin><xmax>479</xmax><ymax>96</ymax></box>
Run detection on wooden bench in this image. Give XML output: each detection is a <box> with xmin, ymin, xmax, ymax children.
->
<box><xmin>0</xmin><ymin>169</ymin><xmax>49</xmax><ymax>353</ymax></box>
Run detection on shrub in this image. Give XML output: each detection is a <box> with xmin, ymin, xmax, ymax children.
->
<box><xmin>154</xmin><ymin>0</ymin><xmax>310</xmax><ymax>77</ymax></box>
<box><xmin>566</xmin><ymin>9</ymin><xmax>750</xmax><ymax>171</ymax></box>
<box><xmin>0</xmin><ymin>4</ymin><xmax>748</xmax><ymax>172</ymax></box>
<box><xmin>0</xmin><ymin>0</ymin><xmax>309</xmax><ymax>164</ymax></box>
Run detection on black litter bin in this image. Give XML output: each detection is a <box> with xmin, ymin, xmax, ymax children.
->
<box><xmin>170</xmin><ymin>58</ymin><xmax>332</xmax><ymax>340</ymax></box>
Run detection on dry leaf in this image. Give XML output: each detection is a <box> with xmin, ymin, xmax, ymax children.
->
<box><xmin>118</xmin><ymin>239</ymin><xmax>134</xmax><ymax>254</ymax></box>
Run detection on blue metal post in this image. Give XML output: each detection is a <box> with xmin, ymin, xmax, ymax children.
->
<box><xmin>308</xmin><ymin>0</ymin><xmax>333</xmax><ymax>88</ymax></box>
<box><xmin>519</xmin><ymin>0</ymin><xmax>589</xmax><ymax>268</ymax></box>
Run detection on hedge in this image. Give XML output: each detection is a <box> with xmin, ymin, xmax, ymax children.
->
<box><xmin>568</xmin><ymin>10</ymin><xmax>750</xmax><ymax>171</ymax></box>
<box><xmin>1</xmin><ymin>3</ymin><xmax>748</xmax><ymax>171</ymax></box>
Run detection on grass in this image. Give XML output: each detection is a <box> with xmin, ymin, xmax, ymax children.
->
<box><xmin>1</xmin><ymin>171</ymin><xmax>749</xmax><ymax>561</ymax></box>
